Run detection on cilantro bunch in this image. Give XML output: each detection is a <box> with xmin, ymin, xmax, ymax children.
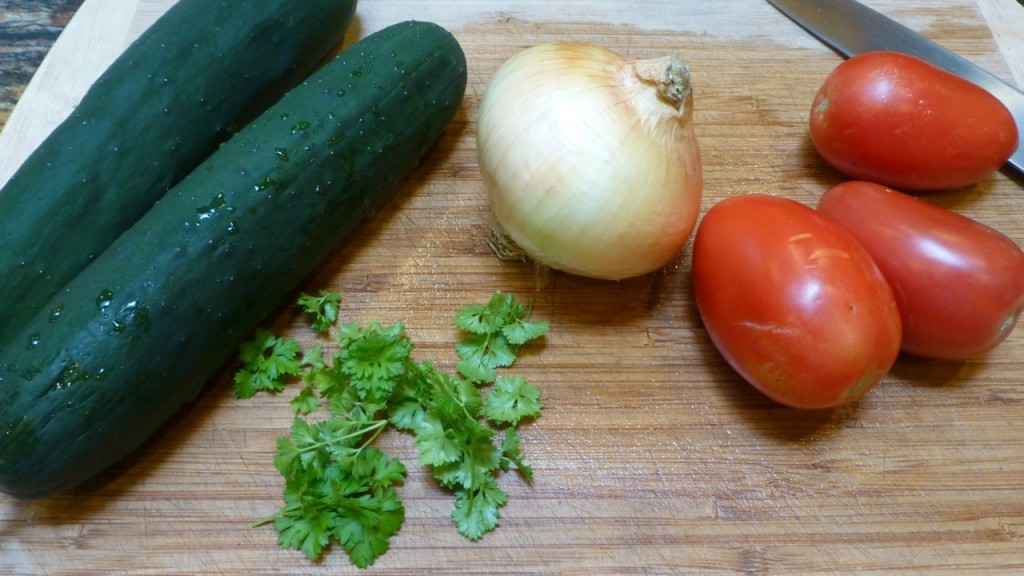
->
<box><xmin>234</xmin><ymin>291</ymin><xmax>549</xmax><ymax>568</ymax></box>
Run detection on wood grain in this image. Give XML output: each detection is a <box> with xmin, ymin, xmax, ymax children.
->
<box><xmin>2</xmin><ymin>1</ymin><xmax>1024</xmax><ymax>575</ymax></box>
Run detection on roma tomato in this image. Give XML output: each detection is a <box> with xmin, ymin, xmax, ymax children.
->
<box><xmin>692</xmin><ymin>194</ymin><xmax>901</xmax><ymax>409</ymax></box>
<box><xmin>809</xmin><ymin>51</ymin><xmax>1018</xmax><ymax>191</ymax></box>
<box><xmin>817</xmin><ymin>181</ymin><xmax>1024</xmax><ymax>360</ymax></box>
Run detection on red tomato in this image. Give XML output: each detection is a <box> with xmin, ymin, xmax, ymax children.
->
<box><xmin>817</xmin><ymin>181</ymin><xmax>1024</xmax><ymax>360</ymax></box>
<box><xmin>809</xmin><ymin>51</ymin><xmax>1018</xmax><ymax>191</ymax></box>
<box><xmin>692</xmin><ymin>194</ymin><xmax>901</xmax><ymax>409</ymax></box>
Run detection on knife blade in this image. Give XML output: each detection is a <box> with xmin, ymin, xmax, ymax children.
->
<box><xmin>766</xmin><ymin>0</ymin><xmax>1024</xmax><ymax>176</ymax></box>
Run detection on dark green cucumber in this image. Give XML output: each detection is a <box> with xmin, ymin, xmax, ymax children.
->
<box><xmin>0</xmin><ymin>0</ymin><xmax>357</xmax><ymax>347</ymax></box>
<box><xmin>0</xmin><ymin>21</ymin><xmax>467</xmax><ymax>499</ymax></box>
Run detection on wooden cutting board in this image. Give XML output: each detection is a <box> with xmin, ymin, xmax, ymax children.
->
<box><xmin>2</xmin><ymin>1</ymin><xmax>1024</xmax><ymax>574</ymax></box>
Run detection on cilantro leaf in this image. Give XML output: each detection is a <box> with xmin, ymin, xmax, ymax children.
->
<box><xmin>452</xmin><ymin>291</ymin><xmax>527</xmax><ymax>335</ymax></box>
<box><xmin>499</xmin><ymin>427</ymin><xmax>534</xmax><ymax>483</ymax></box>
<box><xmin>329</xmin><ymin>448</ymin><xmax>406</xmax><ymax>568</ymax></box>
<box><xmin>430</xmin><ymin>427</ymin><xmax>500</xmax><ymax>491</ymax></box>
<box><xmin>233</xmin><ymin>330</ymin><xmax>303</xmax><ymax>399</ymax></box>
<box><xmin>484</xmin><ymin>291</ymin><xmax>523</xmax><ymax>327</ymax></box>
<box><xmin>501</xmin><ymin>316</ymin><xmax>550</xmax><ymax>346</ymax></box>
<box><xmin>309</xmin><ymin>359</ymin><xmax>347</xmax><ymax>399</ymax></box>
<box><xmin>415</xmin><ymin>414</ymin><xmax>463</xmax><ymax>467</ymax></box>
<box><xmin>298</xmin><ymin>290</ymin><xmax>342</xmax><ymax>333</ymax></box>
<box><xmin>455</xmin><ymin>358</ymin><xmax>496</xmax><ymax>384</ymax></box>
<box><xmin>452</xmin><ymin>290</ymin><xmax>546</xmax><ymax>388</ymax></box>
<box><xmin>455</xmin><ymin>332</ymin><xmax>517</xmax><ymax>369</ymax></box>
<box><xmin>368</xmin><ymin>448</ymin><xmax>408</xmax><ymax>486</ymax></box>
<box><xmin>338</xmin><ymin>321</ymin><xmax>411</xmax><ymax>382</ymax></box>
<box><xmin>485</xmin><ymin>375</ymin><xmax>543</xmax><ymax>426</ymax></box>
<box><xmin>282</xmin><ymin>417</ymin><xmax>327</xmax><ymax>476</ymax></box>
<box><xmin>451</xmin><ymin>478</ymin><xmax>508</xmax><ymax>541</ymax></box>
<box><xmin>290</xmin><ymin>384</ymin><xmax>321</xmax><ymax>414</ymax></box>
<box><xmin>271</xmin><ymin>494</ymin><xmax>335</xmax><ymax>561</ymax></box>
<box><xmin>333</xmin><ymin>489</ymin><xmax>404</xmax><ymax>568</ymax></box>
<box><xmin>413</xmin><ymin>361</ymin><xmax>478</xmax><ymax>424</ymax></box>
<box><xmin>451</xmin><ymin>302</ymin><xmax>496</xmax><ymax>335</ymax></box>
<box><xmin>386</xmin><ymin>372</ymin><xmax>426</xmax><ymax>431</ymax></box>
<box><xmin>337</xmin><ymin>321</ymin><xmax>412</xmax><ymax>403</ymax></box>
<box><xmin>387</xmin><ymin>398</ymin><xmax>423</xmax><ymax>431</ymax></box>
<box><xmin>273</xmin><ymin>433</ymin><xmax>303</xmax><ymax>477</ymax></box>
<box><xmin>301</xmin><ymin>344</ymin><xmax>327</xmax><ymax>372</ymax></box>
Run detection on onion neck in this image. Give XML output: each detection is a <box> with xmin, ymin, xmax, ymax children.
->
<box><xmin>623</xmin><ymin>54</ymin><xmax>693</xmax><ymax>130</ymax></box>
<box><xmin>660</xmin><ymin>55</ymin><xmax>692</xmax><ymax>109</ymax></box>
<box><xmin>636</xmin><ymin>54</ymin><xmax>691</xmax><ymax>109</ymax></box>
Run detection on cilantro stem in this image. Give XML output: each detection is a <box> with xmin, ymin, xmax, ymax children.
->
<box><xmin>437</xmin><ymin>377</ymin><xmax>479</xmax><ymax>424</ymax></box>
<box><xmin>301</xmin><ymin>418</ymin><xmax>388</xmax><ymax>455</ymax></box>
<box><xmin>356</xmin><ymin>417</ymin><xmax>388</xmax><ymax>452</ymax></box>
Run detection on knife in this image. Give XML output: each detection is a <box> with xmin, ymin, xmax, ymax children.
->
<box><xmin>766</xmin><ymin>0</ymin><xmax>1024</xmax><ymax>176</ymax></box>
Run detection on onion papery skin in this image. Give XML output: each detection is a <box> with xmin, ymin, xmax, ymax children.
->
<box><xmin>476</xmin><ymin>42</ymin><xmax>703</xmax><ymax>281</ymax></box>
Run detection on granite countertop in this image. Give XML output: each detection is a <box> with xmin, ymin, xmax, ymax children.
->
<box><xmin>0</xmin><ymin>0</ymin><xmax>83</xmax><ymax>130</ymax></box>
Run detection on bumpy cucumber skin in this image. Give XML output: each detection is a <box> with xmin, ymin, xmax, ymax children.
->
<box><xmin>0</xmin><ymin>21</ymin><xmax>468</xmax><ymax>499</ymax></box>
<box><xmin>0</xmin><ymin>0</ymin><xmax>357</xmax><ymax>347</ymax></box>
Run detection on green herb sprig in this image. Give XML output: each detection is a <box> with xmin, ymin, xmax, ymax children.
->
<box><xmin>234</xmin><ymin>291</ymin><xmax>548</xmax><ymax>568</ymax></box>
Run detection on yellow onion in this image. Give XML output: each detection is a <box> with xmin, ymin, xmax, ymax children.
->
<box><xmin>476</xmin><ymin>42</ymin><xmax>703</xmax><ymax>280</ymax></box>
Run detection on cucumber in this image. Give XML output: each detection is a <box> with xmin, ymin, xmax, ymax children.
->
<box><xmin>0</xmin><ymin>0</ymin><xmax>357</xmax><ymax>347</ymax></box>
<box><xmin>0</xmin><ymin>21</ymin><xmax>468</xmax><ymax>499</ymax></box>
